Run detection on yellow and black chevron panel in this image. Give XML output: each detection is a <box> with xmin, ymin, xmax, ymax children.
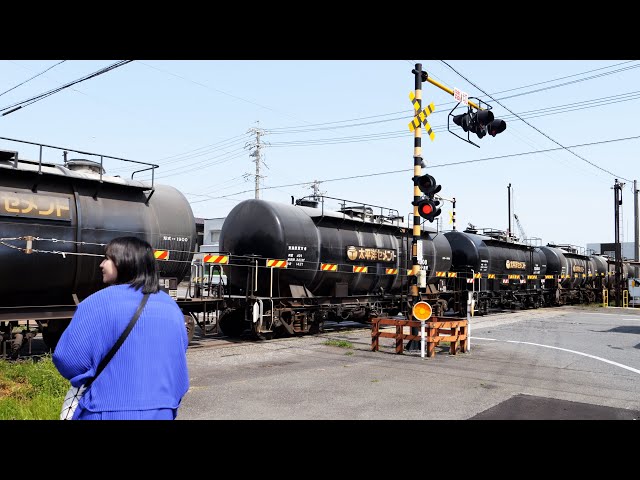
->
<box><xmin>488</xmin><ymin>274</ymin><xmax>496</xmax><ymax>279</ymax></box>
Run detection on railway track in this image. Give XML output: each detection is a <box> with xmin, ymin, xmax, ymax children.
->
<box><xmin>186</xmin><ymin>320</ymin><xmax>372</xmax><ymax>351</ymax></box>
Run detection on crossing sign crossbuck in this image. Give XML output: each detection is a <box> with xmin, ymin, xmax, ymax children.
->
<box><xmin>408</xmin><ymin>92</ymin><xmax>435</xmax><ymax>141</ymax></box>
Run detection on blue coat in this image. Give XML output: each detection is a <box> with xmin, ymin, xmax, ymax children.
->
<box><xmin>53</xmin><ymin>284</ymin><xmax>189</xmax><ymax>420</ymax></box>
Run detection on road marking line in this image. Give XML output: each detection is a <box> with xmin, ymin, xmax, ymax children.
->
<box><xmin>471</xmin><ymin>337</ymin><xmax>640</xmax><ymax>375</ymax></box>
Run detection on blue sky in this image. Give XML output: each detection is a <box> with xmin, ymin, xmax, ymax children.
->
<box><xmin>1</xmin><ymin>59</ymin><xmax>638</xmax><ymax>251</ymax></box>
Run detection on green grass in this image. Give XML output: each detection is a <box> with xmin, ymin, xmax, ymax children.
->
<box><xmin>324</xmin><ymin>339</ymin><xmax>353</xmax><ymax>349</ymax></box>
<box><xmin>0</xmin><ymin>355</ymin><xmax>69</xmax><ymax>420</ymax></box>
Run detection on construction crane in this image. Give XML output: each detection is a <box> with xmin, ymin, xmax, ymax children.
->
<box><xmin>513</xmin><ymin>213</ymin><xmax>526</xmax><ymax>242</ymax></box>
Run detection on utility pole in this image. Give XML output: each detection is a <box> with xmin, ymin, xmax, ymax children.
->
<box><xmin>507</xmin><ymin>183</ymin><xmax>512</xmax><ymax>240</ymax></box>
<box><xmin>614</xmin><ymin>179</ymin><xmax>624</xmax><ymax>307</ymax></box>
<box><xmin>310</xmin><ymin>180</ymin><xmax>325</xmax><ymax>200</ymax></box>
<box><xmin>245</xmin><ymin>123</ymin><xmax>267</xmax><ymax>199</ymax></box>
<box><xmin>635</xmin><ymin>179</ymin><xmax>639</xmax><ymax>262</ymax></box>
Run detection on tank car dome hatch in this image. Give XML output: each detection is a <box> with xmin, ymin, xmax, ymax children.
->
<box><xmin>0</xmin><ymin>149</ymin><xmax>18</xmax><ymax>161</ymax></box>
<box><xmin>295</xmin><ymin>199</ymin><xmax>319</xmax><ymax>208</ymax></box>
<box><xmin>340</xmin><ymin>205</ymin><xmax>374</xmax><ymax>215</ymax></box>
<box><xmin>64</xmin><ymin>158</ymin><xmax>106</xmax><ymax>174</ymax></box>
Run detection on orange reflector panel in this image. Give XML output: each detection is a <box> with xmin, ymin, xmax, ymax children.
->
<box><xmin>203</xmin><ymin>254</ymin><xmax>229</xmax><ymax>264</ymax></box>
<box><xmin>267</xmin><ymin>259</ymin><xmax>288</xmax><ymax>268</ymax></box>
<box><xmin>154</xmin><ymin>250</ymin><xmax>169</xmax><ymax>260</ymax></box>
<box><xmin>412</xmin><ymin>301</ymin><xmax>432</xmax><ymax>321</ymax></box>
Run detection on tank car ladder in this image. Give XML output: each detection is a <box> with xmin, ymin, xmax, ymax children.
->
<box><xmin>247</xmin><ymin>258</ymin><xmax>275</xmax><ymax>335</ymax></box>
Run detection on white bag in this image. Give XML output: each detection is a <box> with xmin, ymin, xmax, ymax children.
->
<box><xmin>60</xmin><ymin>384</ymin><xmax>87</xmax><ymax>420</ymax></box>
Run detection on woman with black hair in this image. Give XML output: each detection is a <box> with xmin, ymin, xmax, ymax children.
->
<box><xmin>53</xmin><ymin>236</ymin><xmax>189</xmax><ymax>420</ymax></box>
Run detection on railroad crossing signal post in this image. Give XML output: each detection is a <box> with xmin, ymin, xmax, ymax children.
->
<box><xmin>406</xmin><ymin>65</ymin><xmax>506</xmax><ymax>351</ymax></box>
<box><xmin>614</xmin><ymin>179</ymin><xmax>624</xmax><ymax>307</ymax></box>
<box><xmin>406</xmin><ymin>64</ymin><xmax>437</xmax><ymax>350</ymax></box>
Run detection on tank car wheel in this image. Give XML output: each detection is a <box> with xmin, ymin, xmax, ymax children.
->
<box><xmin>42</xmin><ymin>318</ymin><xmax>71</xmax><ymax>352</ymax></box>
<box><xmin>218</xmin><ymin>308</ymin><xmax>246</xmax><ymax>338</ymax></box>
<box><xmin>308</xmin><ymin>321</ymin><xmax>324</xmax><ymax>334</ymax></box>
<box><xmin>256</xmin><ymin>330</ymin><xmax>275</xmax><ymax>340</ymax></box>
<box><xmin>184</xmin><ymin>315</ymin><xmax>195</xmax><ymax>345</ymax></box>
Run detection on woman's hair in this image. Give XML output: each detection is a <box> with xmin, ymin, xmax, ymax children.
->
<box><xmin>104</xmin><ymin>236</ymin><xmax>160</xmax><ymax>294</ymax></box>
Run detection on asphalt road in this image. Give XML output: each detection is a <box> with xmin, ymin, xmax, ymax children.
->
<box><xmin>179</xmin><ymin>305</ymin><xmax>640</xmax><ymax>420</ymax></box>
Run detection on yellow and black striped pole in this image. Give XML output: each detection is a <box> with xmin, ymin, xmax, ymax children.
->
<box><xmin>452</xmin><ymin>197</ymin><xmax>456</xmax><ymax>231</ymax></box>
<box><xmin>410</xmin><ymin>64</ymin><xmax>424</xmax><ymax>306</ymax></box>
<box><xmin>406</xmin><ymin>64</ymin><xmax>426</xmax><ymax>351</ymax></box>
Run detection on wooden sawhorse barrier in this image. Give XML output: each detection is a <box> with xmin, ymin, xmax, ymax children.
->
<box><xmin>371</xmin><ymin>317</ymin><xmax>468</xmax><ymax>358</ymax></box>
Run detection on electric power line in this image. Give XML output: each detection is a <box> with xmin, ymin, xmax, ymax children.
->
<box><xmin>189</xmin><ymin>133</ymin><xmax>640</xmax><ymax>203</ymax></box>
<box><xmin>440</xmin><ymin>60</ymin><xmax>632</xmax><ymax>183</ymax></box>
<box><xmin>0</xmin><ymin>60</ymin><xmax>66</xmax><ymax>98</ymax></box>
<box><xmin>0</xmin><ymin>60</ymin><xmax>133</xmax><ymax>117</ymax></box>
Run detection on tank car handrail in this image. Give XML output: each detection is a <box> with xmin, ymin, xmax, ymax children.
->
<box><xmin>295</xmin><ymin>194</ymin><xmax>401</xmax><ymax>225</ymax></box>
<box><xmin>0</xmin><ymin>136</ymin><xmax>159</xmax><ymax>190</ymax></box>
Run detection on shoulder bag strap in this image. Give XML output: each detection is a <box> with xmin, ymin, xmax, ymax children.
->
<box><xmin>85</xmin><ymin>293</ymin><xmax>150</xmax><ymax>388</ymax></box>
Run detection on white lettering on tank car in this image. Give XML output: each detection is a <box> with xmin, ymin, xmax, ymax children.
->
<box><xmin>163</xmin><ymin>235</ymin><xmax>189</xmax><ymax>242</ymax></box>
